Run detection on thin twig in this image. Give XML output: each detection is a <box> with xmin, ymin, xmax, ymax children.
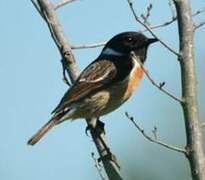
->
<box><xmin>71</xmin><ymin>42</ymin><xmax>106</xmax><ymax>49</ymax></box>
<box><xmin>125</xmin><ymin>112</ymin><xmax>187</xmax><ymax>154</ymax></box>
<box><xmin>127</xmin><ymin>0</ymin><xmax>180</xmax><ymax>57</ymax></box>
<box><xmin>130</xmin><ymin>52</ymin><xmax>183</xmax><ymax>103</ymax></box>
<box><xmin>71</xmin><ymin>19</ymin><xmax>178</xmax><ymax>49</ymax></box>
<box><xmin>192</xmin><ymin>6</ymin><xmax>205</xmax><ymax>17</ymax></box>
<box><xmin>142</xmin><ymin>5</ymin><xmax>205</xmax><ymax>32</ymax></box>
<box><xmin>70</xmin><ymin>6</ymin><xmax>205</xmax><ymax>50</ymax></box>
<box><xmin>91</xmin><ymin>152</ymin><xmax>107</xmax><ymax>180</ymax></box>
<box><xmin>32</xmin><ymin>0</ymin><xmax>123</xmax><ymax>179</ymax></box>
<box><xmin>194</xmin><ymin>20</ymin><xmax>205</xmax><ymax>31</ymax></box>
<box><xmin>141</xmin><ymin>3</ymin><xmax>153</xmax><ymax>25</ymax></box>
<box><xmin>54</xmin><ymin>0</ymin><xmax>78</xmax><ymax>9</ymax></box>
<box><xmin>168</xmin><ymin>0</ymin><xmax>176</xmax><ymax>19</ymax></box>
<box><xmin>192</xmin><ymin>7</ymin><xmax>205</xmax><ymax>31</ymax></box>
<box><xmin>152</xmin><ymin>126</ymin><xmax>158</xmax><ymax>140</ymax></box>
<box><xmin>141</xmin><ymin>17</ymin><xmax>176</xmax><ymax>32</ymax></box>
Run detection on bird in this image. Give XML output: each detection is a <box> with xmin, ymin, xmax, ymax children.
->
<box><xmin>27</xmin><ymin>31</ymin><xmax>158</xmax><ymax>145</ymax></box>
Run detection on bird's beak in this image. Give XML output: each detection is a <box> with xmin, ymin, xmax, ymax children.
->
<box><xmin>147</xmin><ymin>38</ymin><xmax>158</xmax><ymax>45</ymax></box>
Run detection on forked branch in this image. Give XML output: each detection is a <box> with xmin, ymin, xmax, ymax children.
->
<box><xmin>127</xmin><ymin>0</ymin><xmax>180</xmax><ymax>57</ymax></box>
<box><xmin>70</xmin><ymin>6</ymin><xmax>205</xmax><ymax>50</ymax></box>
<box><xmin>125</xmin><ymin>112</ymin><xmax>186</xmax><ymax>154</ymax></box>
<box><xmin>54</xmin><ymin>0</ymin><xmax>78</xmax><ymax>9</ymax></box>
<box><xmin>130</xmin><ymin>52</ymin><xmax>183</xmax><ymax>103</ymax></box>
<box><xmin>31</xmin><ymin>1</ymin><xmax>123</xmax><ymax>180</ymax></box>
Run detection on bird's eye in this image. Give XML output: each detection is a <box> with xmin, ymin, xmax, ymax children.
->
<box><xmin>128</xmin><ymin>37</ymin><xmax>132</xmax><ymax>41</ymax></box>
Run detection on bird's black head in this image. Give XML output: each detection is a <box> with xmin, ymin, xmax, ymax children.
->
<box><xmin>103</xmin><ymin>31</ymin><xmax>158</xmax><ymax>62</ymax></box>
<box><xmin>104</xmin><ymin>31</ymin><xmax>158</xmax><ymax>53</ymax></box>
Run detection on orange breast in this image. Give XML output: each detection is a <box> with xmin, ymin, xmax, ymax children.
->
<box><xmin>123</xmin><ymin>66</ymin><xmax>144</xmax><ymax>100</ymax></box>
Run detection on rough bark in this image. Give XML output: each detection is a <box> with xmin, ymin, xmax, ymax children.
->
<box><xmin>35</xmin><ymin>0</ymin><xmax>123</xmax><ymax>179</ymax></box>
<box><xmin>174</xmin><ymin>0</ymin><xmax>205</xmax><ymax>179</ymax></box>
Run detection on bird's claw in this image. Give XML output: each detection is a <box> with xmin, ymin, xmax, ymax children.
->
<box><xmin>98</xmin><ymin>151</ymin><xmax>120</xmax><ymax>169</ymax></box>
<box><xmin>85</xmin><ymin>119</ymin><xmax>105</xmax><ymax>136</ymax></box>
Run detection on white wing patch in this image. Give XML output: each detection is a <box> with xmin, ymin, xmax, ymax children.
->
<box><xmin>79</xmin><ymin>69</ymin><xmax>111</xmax><ymax>83</ymax></box>
<box><xmin>102</xmin><ymin>47</ymin><xmax>125</xmax><ymax>56</ymax></box>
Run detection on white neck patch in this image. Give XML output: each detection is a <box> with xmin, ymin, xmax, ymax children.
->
<box><xmin>102</xmin><ymin>47</ymin><xmax>125</xmax><ymax>56</ymax></box>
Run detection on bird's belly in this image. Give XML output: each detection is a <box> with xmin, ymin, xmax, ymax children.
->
<box><xmin>103</xmin><ymin>66</ymin><xmax>144</xmax><ymax>115</ymax></box>
<box><xmin>69</xmin><ymin>67</ymin><xmax>143</xmax><ymax>119</ymax></box>
<box><xmin>70</xmin><ymin>90</ymin><xmax>111</xmax><ymax>119</ymax></box>
<box><xmin>70</xmin><ymin>90</ymin><xmax>125</xmax><ymax>119</ymax></box>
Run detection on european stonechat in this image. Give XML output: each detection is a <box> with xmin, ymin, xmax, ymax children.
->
<box><xmin>28</xmin><ymin>31</ymin><xmax>158</xmax><ymax>145</ymax></box>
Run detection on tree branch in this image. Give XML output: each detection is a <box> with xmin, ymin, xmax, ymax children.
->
<box><xmin>140</xmin><ymin>3</ymin><xmax>153</xmax><ymax>25</ymax></box>
<box><xmin>127</xmin><ymin>0</ymin><xmax>180</xmax><ymax>57</ymax></box>
<box><xmin>173</xmin><ymin>0</ymin><xmax>205</xmax><ymax>180</ymax></box>
<box><xmin>91</xmin><ymin>152</ymin><xmax>107</xmax><ymax>180</ymax></box>
<box><xmin>71</xmin><ymin>42</ymin><xmax>106</xmax><ymax>49</ymax></box>
<box><xmin>194</xmin><ymin>20</ymin><xmax>205</xmax><ymax>31</ymax></box>
<box><xmin>36</xmin><ymin>0</ymin><xmax>79</xmax><ymax>82</ymax></box>
<box><xmin>130</xmin><ymin>52</ymin><xmax>183</xmax><ymax>103</ymax></box>
<box><xmin>168</xmin><ymin>0</ymin><xmax>176</xmax><ymax>19</ymax></box>
<box><xmin>192</xmin><ymin>6</ymin><xmax>205</xmax><ymax>17</ymax></box>
<box><xmin>70</xmin><ymin>6</ymin><xmax>205</xmax><ymax>50</ymax></box>
<box><xmin>54</xmin><ymin>0</ymin><xmax>78</xmax><ymax>10</ymax></box>
<box><xmin>201</xmin><ymin>122</ymin><xmax>205</xmax><ymax>128</ymax></box>
<box><xmin>86</xmin><ymin>118</ymin><xmax>123</xmax><ymax>180</ymax></box>
<box><xmin>125</xmin><ymin>112</ymin><xmax>186</xmax><ymax>154</ymax></box>
<box><xmin>32</xmin><ymin>0</ymin><xmax>123</xmax><ymax>179</ymax></box>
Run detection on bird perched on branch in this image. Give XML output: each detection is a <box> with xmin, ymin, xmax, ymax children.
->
<box><xmin>28</xmin><ymin>31</ymin><xmax>158</xmax><ymax>145</ymax></box>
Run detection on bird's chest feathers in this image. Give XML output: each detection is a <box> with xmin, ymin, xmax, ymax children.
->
<box><xmin>123</xmin><ymin>56</ymin><xmax>144</xmax><ymax>100</ymax></box>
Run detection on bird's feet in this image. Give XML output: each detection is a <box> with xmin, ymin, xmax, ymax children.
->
<box><xmin>98</xmin><ymin>151</ymin><xmax>121</xmax><ymax>169</ymax></box>
<box><xmin>85</xmin><ymin>119</ymin><xmax>105</xmax><ymax>136</ymax></box>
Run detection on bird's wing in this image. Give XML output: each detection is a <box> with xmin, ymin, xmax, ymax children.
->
<box><xmin>52</xmin><ymin>59</ymin><xmax>117</xmax><ymax>114</ymax></box>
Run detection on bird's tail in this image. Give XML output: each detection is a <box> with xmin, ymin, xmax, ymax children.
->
<box><xmin>27</xmin><ymin>114</ymin><xmax>63</xmax><ymax>145</ymax></box>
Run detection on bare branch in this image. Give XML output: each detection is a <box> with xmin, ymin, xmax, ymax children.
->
<box><xmin>141</xmin><ymin>18</ymin><xmax>176</xmax><ymax>32</ymax></box>
<box><xmin>127</xmin><ymin>0</ymin><xmax>180</xmax><ymax>57</ymax></box>
<box><xmin>141</xmin><ymin>3</ymin><xmax>153</xmax><ymax>25</ymax></box>
<box><xmin>173</xmin><ymin>0</ymin><xmax>205</xmax><ymax>179</ymax></box>
<box><xmin>70</xmin><ymin>18</ymin><xmax>181</xmax><ymax>50</ymax></box>
<box><xmin>54</xmin><ymin>0</ymin><xmax>78</xmax><ymax>10</ymax></box>
<box><xmin>86</xmin><ymin>118</ymin><xmax>123</xmax><ymax>180</ymax></box>
<box><xmin>130</xmin><ymin>52</ymin><xmax>183</xmax><ymax>103</ymax></box>
<box><xmin>141</xmin><ymin>5</ymin><xmax>205</xmax><ymax>32</ymax></box>
<box><xmin>32</xmin><ymin>1</ymin><xmax>123</xmax><ymax>179</ymax></box>
<box><xmin>34</xmin><ymin>0</ymin><xmax>79</xmax><ymax>82</ymax></box>
<box><xmin>70</xmin><ymin>6</ymin><xmax>205</xmax><ymax>50</ymax></box>
<box><xmin>192</xmin><ymin>6</ymin><xmax>205</xmax><ymax>17</ymax></box>
<box><xmin>194</xmin><ymin>20</ymin><xmax>205</xmax><ymax>31</ymax></box>
<box><xmin>192</xmin><ymin>6</ymin><xmax>205</xmax><ymax>31</ymax></box>
<box><xmin>152</xmin><ymin>126</ymin><xmax>158</xmax><ymax>140</ymax></box>
<box><xmin>125</xmin><ymin>112</ymin><xmax>186</xmax><ymax>154</ymax></box>
<box><xmin>168</xmin><ymin>0</ymin><xmax>176</xmax><ymax>19</ymax></box>
<box><xmin>91</xmin><ymin>152</ymin><xmax>107</xmax><ymax>180</ymax></box>
<box><xmin>71</xmin><ymin>19</ymin><xmax>178</xmax><ymax>49</ymax></box>
<box><xmin>71</xmin><ymin>42</ymin><xmax>106</xmax><ymax>49</ymax></box>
